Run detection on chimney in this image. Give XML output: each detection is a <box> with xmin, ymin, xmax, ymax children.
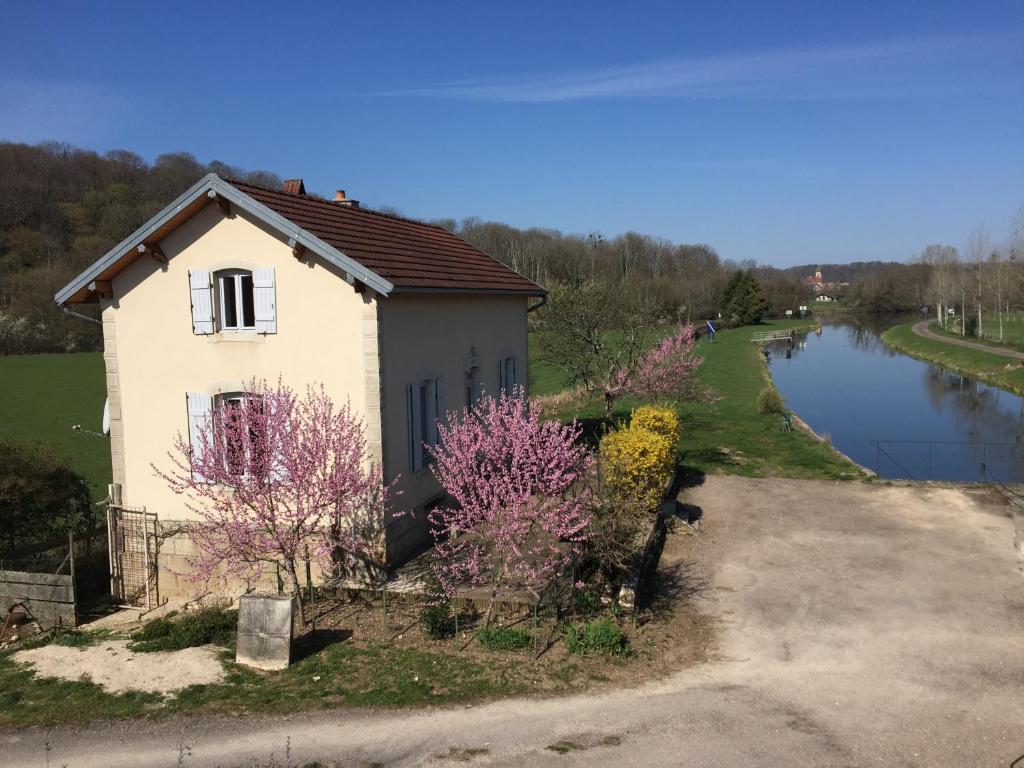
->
<box><xmin>282</xmin><ymin>178</ymin><xmax>306</xmax><ymax>196</ymax></box>
<box><xmin>334</xmin><ymin>189</ymin><xmax>360</xmax><ymax>208</ymax></box>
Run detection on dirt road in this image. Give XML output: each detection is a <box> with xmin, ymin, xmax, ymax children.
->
<box><xmin>912</xmin><ymin>319</ymin><xmax>1024</xmax><ymax>360</ymax></box>
<box><xmin>4</xmin><ymin>476</ymin><xmax>1023</xmax><ymax>767</ymax></box>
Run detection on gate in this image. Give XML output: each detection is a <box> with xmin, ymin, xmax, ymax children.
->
<box><xmin>107</xmin><ymin>505</ymin><xmax>159</xmax><ymax>609</ymax></box>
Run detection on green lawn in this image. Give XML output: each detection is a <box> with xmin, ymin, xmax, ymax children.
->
<box><xmin>532</xmin><ymin>319</ymin><xmax>864</xmax><ymax>480</ymax></box>
<box><xmin>882</xmin><ymin>322</ymin><xmax>1024</xmax><ymax>397</ymax></box>
<box><xmin>0</xmin><ymin>638</ymin><xmax>526</xmax><ymax>727</ymax></box>
<box><xmin>0</xmin><ymin>352</ymin><xmax>110</xmax><ymax>501</ymax></box>
<box><xmin>926</xmin><ymin>315</ymin><xmax>1024</xmax><ymax>352</ymax></box>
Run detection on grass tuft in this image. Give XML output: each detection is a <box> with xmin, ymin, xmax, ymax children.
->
<box><xmin>129</xmin><ymin>607</ymin><xmax>237</xmax><ymax>653</ymax></box>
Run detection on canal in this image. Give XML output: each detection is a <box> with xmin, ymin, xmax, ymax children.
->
<box><xmin>766</xmin><ymin>316</ymin><xmax>1024</xmax><ymax>482</ymax></box>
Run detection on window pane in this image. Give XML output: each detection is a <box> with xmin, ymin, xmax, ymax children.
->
<box><xmin>222</xmin><ymin>398</ymin><xmax>245</xmax><ymax>475</ymax></box>
<box><xmin>221</xmin><ymin>276</ymin><xmax>237</xmax><ymax>328</ymax></box>
<box><xmin>240</xmin><ymin>274</ymin><xmax>255</xmax><ymax>328</ymax></box>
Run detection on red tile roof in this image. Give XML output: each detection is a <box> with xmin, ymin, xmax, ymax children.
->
<box><xmin>228</xmin><ymin>179</ymin><xmax>544</xmax><ymax>296</ymax></box>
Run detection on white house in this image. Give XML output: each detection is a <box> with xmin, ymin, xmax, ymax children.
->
<box><xmin>56</xmin><ymin>175</ymin><xmax>544</xmax><ymax>598</ymax></box>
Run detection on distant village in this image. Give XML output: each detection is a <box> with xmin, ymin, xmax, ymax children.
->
<box><xmin>802</xmin><ymin>267</ymin><xmax>848</xmax><ymax>301</ymax></box>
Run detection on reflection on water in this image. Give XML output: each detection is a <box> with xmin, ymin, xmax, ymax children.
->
<box><xmin>767</xmin><ymin>317</ymin><xmax>1024</xmax><ymax>482</ymax></box>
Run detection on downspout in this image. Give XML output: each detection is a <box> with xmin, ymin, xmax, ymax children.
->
<box><xmin>62</xmin><ymin>306</ymin><xmax>101</xmax><ymax>325</ymax></box>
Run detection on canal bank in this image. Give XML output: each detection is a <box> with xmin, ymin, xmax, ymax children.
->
<box><xmin>882</xmin><ymin>320</ymin><xmax>1024</xmax><ymax>397</ymax></box>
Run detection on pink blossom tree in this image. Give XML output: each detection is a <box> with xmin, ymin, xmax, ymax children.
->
<box><xmin>624</xmin><ymin>323</ymin><xmax>711</xmax><ymax>405</ymax></box>
<box><xmin>153</xmin><ymin>379</ymin><xmax>389</xmax><ymax>623</ymax></box>
<box><xmin>427</xmin><ymin>387</ymin><xmax>593</xmax><ymax>622</ymax></box>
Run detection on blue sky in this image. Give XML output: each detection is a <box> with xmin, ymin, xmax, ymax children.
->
<box><xmin>2</xmin><ymin>1</ymin><xmax>1022</xmax><ymax>267</ymax></box>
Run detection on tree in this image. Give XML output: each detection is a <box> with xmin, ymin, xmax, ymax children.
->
<box><xmin>0</xmin><ymin>440</ymin><xmax>93</xmax><ymax>552</ymax></box>
<box><xmin>536</xmin><ymin>281</ymin><xmax>660</xmax><ymax>416</ymax></box>
<box><xmin>619</xmin><ymin>324</ymin><xmax>712</xmax><ymax>406</ymax></box>
<box><xmin>720</xmin><ymin>270</ymin><xmax>768</xmax><ymax>327</ymax></box>
<box><xmin>426</xmin><ymin>388</ymin><xmax>593</xmax><ymax>622</ymax></box>
<box><xmin>154</xmin><ymin>380</ymin><xmax>389</xmax><ymax>623</ymax></box>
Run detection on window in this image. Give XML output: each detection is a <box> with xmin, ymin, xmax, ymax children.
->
<box><xmin>498</xmin><ymin>355</ymin><xmax>518</xmax><ymax>395</ymax></box>
<box><xmin>217</xmin><ymin>392</ymin><xmax>262</xmax><ymax>476</ymax></box>
<box><xmin>407</xmin><ymin>377</ymin><xmax>445</xmax><ymax>473</ymax></box>
<box><xmin>186</xmin><ymin>390</ymin><xmax>266</xmax><ymax>480</ymax></box>
<box><xmin>190</xmin><ymin>268</ymin><xmax>276</xmax><ymax>336</ymax></box>
<box><xmin>216</xmin><ymin>270</ymin><xmax>256</xmax><ymax>331</ymax></box>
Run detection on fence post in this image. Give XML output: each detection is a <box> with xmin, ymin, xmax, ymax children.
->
<box><xmin>304</xmin><ymin>547</ymin><xmax>315</xmax><ymax>630</ymax></box>
<box><xmin>68</xmin><ymin>531</ymin><xmax>77</xmax><ymax>627</ymax></box>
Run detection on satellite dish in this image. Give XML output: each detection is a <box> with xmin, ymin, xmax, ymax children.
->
<box><xmin>102</xmin><ymin>398</ymin><xmax>111</xmax><ymax>435</ymax></box>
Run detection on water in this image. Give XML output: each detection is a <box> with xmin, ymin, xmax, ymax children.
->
<box><xmin>766</xmin><ymin>317</ymin><xmax>1024</xmax><ymax>482</ymax></box>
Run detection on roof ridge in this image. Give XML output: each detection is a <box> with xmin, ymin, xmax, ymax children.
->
<box><xmin>224</xmin><ymin>177</ymin><xmax>452</xmax><ymax>234</ymax></box>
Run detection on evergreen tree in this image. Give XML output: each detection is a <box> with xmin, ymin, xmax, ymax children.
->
<box><xmin>721</xmin><ymin>270</ymin><xmax>768</xmax><ymax>327</ymax></box>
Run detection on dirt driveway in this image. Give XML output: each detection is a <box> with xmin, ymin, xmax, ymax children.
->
<box><xmin>4</xmin><ymin>476</ymin><xmax>1024</xmax><ymax>767</ymax></box>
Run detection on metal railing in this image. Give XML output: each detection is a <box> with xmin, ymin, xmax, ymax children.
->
<box><xmin>870</xmin><ymin>439</ymin><xmax>1024</xmax><ymax>482</ymax></box>
<box><xmin>751</xmin><ymin>329</ymin><xmax>793</xmax><ymax>343</ymax></box>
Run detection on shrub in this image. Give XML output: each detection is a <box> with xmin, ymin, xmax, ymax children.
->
<box><xmin>630</xmin><ymin>405</ymin><xmax>681</xmax><ymax>445</ymax></box>
<box><xmin>0</xmin><ymin>440</ymin><xmax>94</xmax><ymax>552</ymax></box>
<box><xmin>571</xmin><ymin>586</ymin><xmax>603</xmax><ymax>617</ymax></box>
<box><xmin>420</xmin><ymin>603</ymin><xmax>456</xmax><ymax>640</ymax></box>
<box><xmin>599</xmin><ymin>425</ymin><xmax>673</xmax><ymax>513</ymax></box>
<box><xmin>756</xmin><ymin>386</ymin><xmax>785</xmax><ymax>415</ymax></box>
<box><xmin>563</xmin><ymin>617</ymin><xmax>629</xmax><ymax>655</ymax></box>
<box><xmin>476</xmin><ymin>625</ymin><xmax>532</xmax><ymax>651</ymax></box>
<box><xmin>129</xmin><ymin>607</ymin><xmax>238</xmax><ymax>652</ymax></box>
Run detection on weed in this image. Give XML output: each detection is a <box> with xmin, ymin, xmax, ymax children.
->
<box><xmin>420</xmin><ymin>604</ymin><xmax>456</xmax><ymax>640</ymax></box>
<box><xmin>129</xmin><ymin>607</ymin><xmax>237</xmax><ymax>653</ymax></box>
<box><xmin>755</xmin><ymin>385</ymin><xmax>785</xmax><ymax>415</ymax></box>
<box><xmin>563</xmin><ymin>617</ymin><xmax>630</xmax><ymax>656</ymax></box>
<box><xmin>476</xmin><ymin>625</ymin><xmax>532</xmax><ymax>651</ymax></box>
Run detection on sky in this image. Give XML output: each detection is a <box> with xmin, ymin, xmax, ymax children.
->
<box><xmin>1</xmin><ymin>1</ymin><xmax>1023</xmax><ymax>267</ymax></box>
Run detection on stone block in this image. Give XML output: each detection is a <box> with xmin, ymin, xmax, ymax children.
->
<box><xmin>235</xmin><ymin>594</ymin><xmax>294</xmax><ymax>671</ymax></box>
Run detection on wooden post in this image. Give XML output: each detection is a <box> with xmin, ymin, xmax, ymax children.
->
<box><xmin>107</xmin><ymin>483</ymin><xmax>121</xmax><ymax>600</ymax></box>
<box><xmin>68</xmin><ymin>531</ymin><xmax>78</xmax><ymax>626</ymax></box>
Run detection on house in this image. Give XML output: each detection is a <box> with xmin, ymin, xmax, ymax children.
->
<box><xmin>815</xmin><ymin>293</ymin><xmax>835</xmax><ymax>302</ymax></box>
<box><xmin>55</xmin><ymin>174</ymin><xmax>545</xmax><ymax>597</ymax></box>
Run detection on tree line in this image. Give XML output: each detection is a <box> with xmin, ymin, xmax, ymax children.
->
<box><xmin>4</xmin><ymin>139</ymin><xmax>965</xmax><ymax>356</ymax></box>
<box><xmin>845</xmin><ymin>213</ymin><xmax>1024</xmax><ymax>335</ymax></box>
<box><xmin>0</xmin><ymin>141</ymin><xmax>281</xmax><ymax>354</ymax></box>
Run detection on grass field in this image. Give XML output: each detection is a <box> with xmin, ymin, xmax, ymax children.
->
<box><xmin>0</xmin><ymin>319</ymin><xmax>860</xmax><ymax>508</ymax></box>
<box><xmin>532</xmin><ymin>319</ymin><xmax>864</xmax><ymax>480</ymax></box>
<box><xmin>882</xmin><ymin>322</ymin><xmax>1024</xmax><ymax>397</ymax></box>
<box><xmin>0</xmin><ymin>352</ymin><xmax>110</xmax><ymax>501</ymax></box>
<box><xmin>926</xmin><ymin>315</ymin><xmax>1024</xmax><ymax>352</ymax></box>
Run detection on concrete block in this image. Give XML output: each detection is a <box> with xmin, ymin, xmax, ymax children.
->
<box><xmin>235</xmin><ymin>594</ymin><xmax>294</xmax><ymax>671</ymax></box>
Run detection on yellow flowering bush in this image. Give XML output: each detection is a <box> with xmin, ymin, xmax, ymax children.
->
<box><xmin>630</xmin><ymin>405</ymin><xmax>681</xmax><ymax>445</ymax></box>
<box><xmin>599</xmin><ymin>424</ymin><xmax>673</xmax><ymax>514</ymax></box>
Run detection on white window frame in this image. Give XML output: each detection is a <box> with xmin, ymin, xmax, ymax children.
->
<box><xmin>215</xmin><ymin>391</ymin><xmax>260</xmax><ymax>478</ymax></box>
<box><xmin>215</xmin><ymin>269</ymin><xmax>256</xmax><ymax>332</ymax></box>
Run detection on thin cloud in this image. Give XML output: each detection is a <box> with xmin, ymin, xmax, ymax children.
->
<box><xmin>390</xmin><ymin>33</ymin><xmax>1019</xmax><ymax>103</ymax></box>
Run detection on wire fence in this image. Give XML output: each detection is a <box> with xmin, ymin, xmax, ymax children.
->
<box><xmin>870</xmin><ymin>440</ymin><xmax>1024</xmax><ymax>482</ymax></box>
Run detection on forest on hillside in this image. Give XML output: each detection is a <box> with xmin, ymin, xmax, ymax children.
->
<box><xmin>0</xmin><ymin>142</ymin><xmax>284</xmax><ymax>354</ymax></box>
<box><xmin>4</xmin><ymin>140</ymin><xmax>977</xmax><ymax>356</ymax></box>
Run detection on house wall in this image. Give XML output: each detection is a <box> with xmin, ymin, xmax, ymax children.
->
<box><xmin>377</xmin><ymin>293</ymin><xmax>531</xmax><ymax>563</ymax></box>
<box><xmin>105</xmin><ymin>204</ymin><xmax>376</xmax><ymax>596</ymax></box>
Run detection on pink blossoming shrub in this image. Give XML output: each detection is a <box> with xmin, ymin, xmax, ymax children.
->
<box><xmin>154</xmin><ymin>379</ymin><xmax>390</xmax><ymax>622</ymax></box>
<box><xmin>427</xmin><ymin>387</ymin><xmax>594</xmax><ymax>619</ymax></box>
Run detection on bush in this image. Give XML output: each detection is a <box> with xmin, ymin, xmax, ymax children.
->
<box><xmin>129</xmin><ymin>607</ymin><xmax>238</xmax><ymax>652</ymax></box>
<box><xmin>0</xmin><ymin>440</ymin><xmax>94</xmax><ymax>552</ymax></box>
<box><xmin>563</xmin><ymin>617</ymin><xmax>630</xmax><ymax>655</ymax></box>
<box><xmin>756</xmin><ymin>386</ymin><xmax>785</xmax><ymax>415</ymax></box>
<box><xmin>476</xmin><ymin>625</ymin><xmax>532</xmax><ymax>651</ymax></box>
<box><xmin>599</xmin><ymin>425</ymin><xmax>673</xmax><ymax>513</ymax></box>
<box><xmin>571</xmin><ymin>586</ymin><xmax>603</xmax><ymax>617</ymax></box>
<box><xmin>630</xmin><ymin>405</ymin><xmax>681</xmax><ymax>445</ymax></box>
<box><xmin>420</xmin><ymin>603</ymin><xmax>456</xmax><ymax>640</ymax></box>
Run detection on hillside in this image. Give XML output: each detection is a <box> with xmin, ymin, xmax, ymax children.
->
<box><xmin>0</xmin><ymin>142</ymin><xmax>282</xmax><ymax>354</ymax></box>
